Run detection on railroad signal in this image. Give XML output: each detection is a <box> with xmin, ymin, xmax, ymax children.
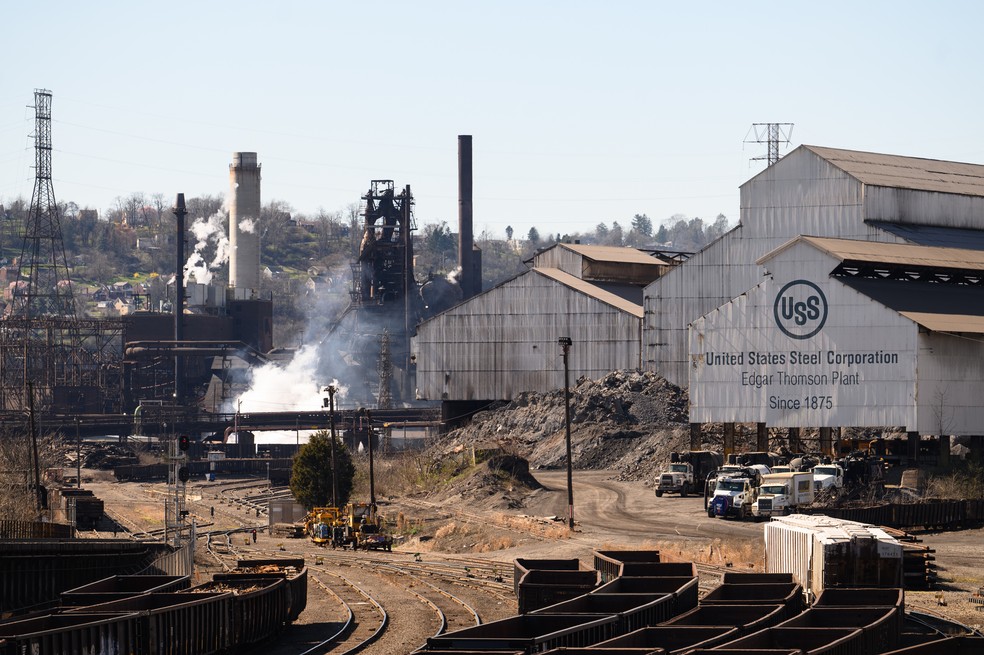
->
<box><xmin>178</xmin><ymin>466</ymin><xmax>190</xmax><ymax>483</ymax></box>
<box><xmin>178</xmin><ymin>435</ymin><xmax>190</xmax><ymax>451</ymax></box>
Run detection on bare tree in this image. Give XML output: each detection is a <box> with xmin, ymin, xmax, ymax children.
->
<box><xmin>151</xmin><ymin>193</ymin><xmax>168</xmax><ymax>229</ymax></box>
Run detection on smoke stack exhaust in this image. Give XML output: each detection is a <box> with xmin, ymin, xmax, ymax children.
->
<box><xmin>458</xmin><ymin>135</ymin><xmax>479</xmax><ymax>299</ymax></box>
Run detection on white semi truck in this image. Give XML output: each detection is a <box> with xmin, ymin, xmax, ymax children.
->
<box><xmin>812</xmin><ymin>464</ymin><xmax>845</xmax><ymax>492</ymax></box>
<box><xmin>751</xmin><ymin>471</ymin><xmax>815</xmax><ymax>518</ymax></box>
<box><xmin>707</xmin><ymin>475</ymin><xmax>759</xmax><ymax>519</ymax></box>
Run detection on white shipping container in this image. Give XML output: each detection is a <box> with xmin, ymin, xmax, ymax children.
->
<box><xmin>764</xmin><ymin>514</ymin><xmax>902</xmax><ymax>602</ymax></box>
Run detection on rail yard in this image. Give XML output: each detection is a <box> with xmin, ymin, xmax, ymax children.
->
<box><xmin>2</xmin><ymin>464</ymin><xmax>980</xmax><ymax>655</ymax></box>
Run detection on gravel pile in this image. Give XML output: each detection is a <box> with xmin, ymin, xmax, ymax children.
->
<box><xmin>434</xmin><ymin>370</ymin><xmax>697</xmax><ymax>485</ymax></box>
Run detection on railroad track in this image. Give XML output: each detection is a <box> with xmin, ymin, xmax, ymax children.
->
<box><xmin>372</xmin><ymin>561</ymin><xmax>482</xmax><ymax>633</ymax></box>
<box><xmin>315</xmin><ymin>549</ymin><xmax>515</xmax><ymax>604</ymax></box>
<box><xmin>102</xmin><ymin>506</ymin><xmax>155</xmax><ymax>539</ymax></box>
<box><xmin>295</xmin><ymin>569</ymin><xmax>387</xmax><ymax>655</ymax></box>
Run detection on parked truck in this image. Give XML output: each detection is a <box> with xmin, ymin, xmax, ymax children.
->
<box><xmin>812</xmin><ymin>463</ymin><xmax>844</xmax><ymax>493</ymax></box>
<box><xmin>707</xmin><ymin>475</ymin><xmax>759</xmax><ymax>519</ymax></box>
<box><xmin>656</xmin><ymin>450</ymin><xmax>723</xmax><ymax>498</ymax></box>
<box><xmin>751</xmin><ymin>471</ymin><xmax>815</xmax><ymax>519</ymax></box>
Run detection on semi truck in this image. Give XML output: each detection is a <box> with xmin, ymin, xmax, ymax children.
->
<box><xmin>751</xmin><ymin>471</ymin><xmax>815</xmax><ymax>519</ymax></box>
<box><xmin>812</xmin><ymin>463</ymin><xmax>845</xmax><ymax>493</ymax></box>
<box><xmin>707</xmin><ymin>475</ymin><xmax>759</xmax><ymax>519</ymax></box>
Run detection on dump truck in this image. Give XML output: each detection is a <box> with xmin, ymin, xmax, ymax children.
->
<box><xmin>751</xmin><ymin>471</ymin><xmax>815</xmax><ymax>519</ymax></box>
<box><xmin>656</xmin><ymin>450</ymin><xmax>723</xmax><ymax>497</ymax></box>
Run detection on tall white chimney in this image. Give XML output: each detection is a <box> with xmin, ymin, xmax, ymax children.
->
<box><xmin>229</xmin><ymin>152</ymin><xmax>261</xmax><ymax>297</ymax></box>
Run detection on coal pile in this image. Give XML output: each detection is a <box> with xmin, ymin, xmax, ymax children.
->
<box><xmin>435</xmin><ymin>371</ymin><xmax>693</xmax><ymax>483</ymax></box>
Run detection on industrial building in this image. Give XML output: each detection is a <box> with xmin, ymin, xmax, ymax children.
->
<box><xmin>626</xmin><ymin>144</ymin><xmax>984</xmax><ymax>464</ymax></box>
<box><xmin>646</xmin><ymin>145</ymin><xmax>984</xmax><ymax>388</ymax></box>
<box><xmin>412</xmin><ymin>243</ymin><xmax>679</xmax><ymax>422</ymax></box>
<box><xmin>689</xmin><ymin>235</ymin><xmax>984</xmax><ymax>461</ymax></box>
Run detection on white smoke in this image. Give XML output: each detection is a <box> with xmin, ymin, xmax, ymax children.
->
<box><xmin>239</xmin><ymin>217</ymin><xmax>257</xmax><ymax>234</ymax></box>
<box><xmin>237</xmin><ymin>344</ymin><xmax>335</xmax><ymax>413</ymax></box>
<box><xmin>446</xmin><ymin>266</ymin><xmax>462</xmax><ymax>284</ymax></box>
<box><xmin>231</xmin><ymin>267</ymin><xmax>353</xmax><ymax>444</ymax></box>
<box><xmin>185</xmin><ymin>210</ymin><xmax>230</xmax><ymax>286</ymax></box>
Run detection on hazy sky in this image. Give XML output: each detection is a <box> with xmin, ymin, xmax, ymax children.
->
<box><xmin>2</xmin><ymin>2</ymin><xmax>982</xmax><ymax>240</ymax></box>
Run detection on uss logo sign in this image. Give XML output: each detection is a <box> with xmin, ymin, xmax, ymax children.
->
<box><xmin>773</xmin><ymin>280</ymin><xmax>828</xmax><ymax>340</ymax></box>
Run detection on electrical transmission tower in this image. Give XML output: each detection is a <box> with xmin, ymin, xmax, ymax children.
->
<box><xmin>10</xmin><ymin>89</ymin><xmax>76</xmax><ymax>318</ymax></box>
<box><xmin>0</xmin><ymin>89</ymin><xmax>122</xmax><ymax>414</ymax></box>
<box><xmin>745</xmin><ymin>123</ymin><xmax>794</xmax><ymax>166</ymax></box>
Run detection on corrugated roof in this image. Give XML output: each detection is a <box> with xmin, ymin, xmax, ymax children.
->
<box><xmin>777</xmin><ymin>236</ymin><xmax>984</xmax><ymax>271</ymax></box>
<box><xmin>804</xmin><ymin>145</ymin><xmax>984</xmax><ymax>197</ymax></box>
<box><xmin>838</xmin><ymin>277</ymin><xmax>984</xmax><ymax>335</ymax></box>
<box><xmin>559</xmin><ymin>243</ymin><xmax>666</xmax><ymax>266</ymax></box>
<box><xmin>535</xmin><ymin>267</ymin><xmax>643</xmax><ymax>318</ymax></box>
<box><xmin>899</xmin><ymin>312</ymin><xmax>984</xmax><ymax>334</ymax></box>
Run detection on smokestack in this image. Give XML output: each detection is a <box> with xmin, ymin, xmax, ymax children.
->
<box><xmin>173</xmin><ymin>193</ymin><xmax>187</xmax><ymax>403</ymax></box>
<box><xmin>229</xmin><ymin>152</ymin><xmax>261</xmax><ymax>298</ymax></box>
<box><xmin>458</xmin><ymin>135</ymin><xmax>478</xmax><ymax>299</ymax></box>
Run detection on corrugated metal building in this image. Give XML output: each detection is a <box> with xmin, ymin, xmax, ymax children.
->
<box><xmin>646</xmin><ymin>145</ymin><xmax>984</xmax><ymax>388</ymax></box>
<box><xmin>690</xmin><ymin>235</ymin><xmax>984</xmax><ymax>436</ymax></box>
<box><xmin>412</xmin><ymin>244</ymin><xmax>669</xmax><ymax>417</ymax></box>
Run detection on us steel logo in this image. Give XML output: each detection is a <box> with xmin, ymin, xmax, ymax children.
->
<box><xmin>774</xmin><ymin>280</ymin><xmax>828</xmax><ymax>340</ymax></box>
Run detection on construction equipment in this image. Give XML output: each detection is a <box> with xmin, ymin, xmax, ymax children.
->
<box><xmin>307</xmin><ymin>503</ymin><xmax>393</xmax><ymax>551</ymax></box>
<box><xmin>343</xmin><ymin>502</ymin><xmax>393</xmax><ymax>551</ymax></box>
<box><xmin>304</xmin><ymin>507</ymin><xmax>342</xmax><ymax>547</ymax></box>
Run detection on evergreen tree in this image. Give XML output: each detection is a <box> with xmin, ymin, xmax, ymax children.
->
<box><xmin>290</xmin><ymin>430</ymin><xmax>356</xmax><ymax>510</ymax></box>
<box><xmin>631</xmin><ymin>213</ymin><xmax>653</xmax><ymax>237</ymax></box>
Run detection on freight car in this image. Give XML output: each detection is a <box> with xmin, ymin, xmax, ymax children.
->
<box><xmin>0</xmin><ymin>562</ymin><xmax>307</xmax><ymax>655</ymax></box>
<box><xmin>424</xmin><ymin>613</ymin><xmax>619</xmax><ymax>653</ymax></box>
<box><xmin>530</xmin><ymin>592</ymin><xmax>675</xmax><ymax>635</ymax></box>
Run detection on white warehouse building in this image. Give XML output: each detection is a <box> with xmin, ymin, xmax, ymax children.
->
<box><xmin>412</xmin><ymin>243</ymin><xmax>677</xmax><ymax>423</ymax></box>
<box><xmin>646</xmin><ymin>145</ymin><xmax>984</xmax><ymax>388</ymax></box>
<box><xmin>690</xmin><ymin>236</ymin><xmax>984</xmax><ymax>456</ymax></box>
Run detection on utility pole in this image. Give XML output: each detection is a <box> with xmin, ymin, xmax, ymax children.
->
<box><xmin>27</xmin><ymin>382</ymin><xmax>44</xmax><ymax>516</ymax></box>
<box><xmin>76</xmin><ymin>417</ymin><xmax>81</xmax><ymax>489</ymax></box>
<box><xmin>559</xmin><ymin>337</ymin><xmax>574</xmax><ymax>530</ymax></box>
<box><xmin>325</xmin><ymin>386</ymin><xmax>339</xmax><ymax>508</ymax></box>
<box><xmin>745</xmin><ymin>123</ymin><xmax>794</xmax><ymax>167</ymax></box>
<box><xmin>361</xmin><ymin>407</ymin><xmax>376</xmax><ymax>518</ymax></box>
